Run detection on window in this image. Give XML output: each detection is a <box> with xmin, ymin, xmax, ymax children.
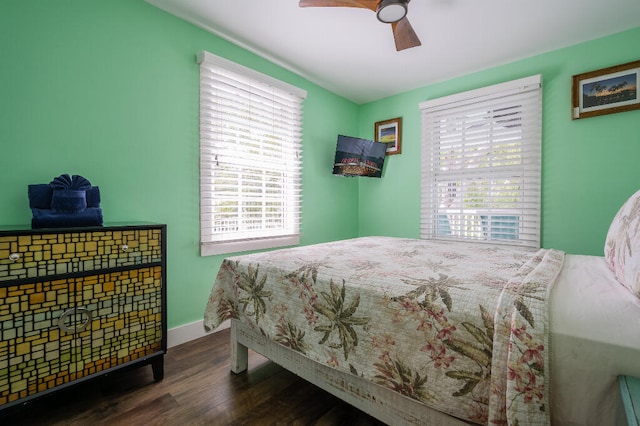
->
<box><xmin>197</xmin><ymin>51</ymin><xmax>306</xmax><ymax>256</ymax></box>
<box><xmin>420</xmin><ymin>75</ymin><xmax>542</xmax><ymax>248</ymax></box>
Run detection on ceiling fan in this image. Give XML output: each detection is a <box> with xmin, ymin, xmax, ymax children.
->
<box><xmin>299</xmin><ymin>0</ymin><xmax>421</xmax><ymax>51</ymax></box>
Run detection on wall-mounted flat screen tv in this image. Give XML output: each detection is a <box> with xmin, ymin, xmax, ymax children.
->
<box><xmin>332</xmin><ymin>135</ymin><xmax>387</xmax><ymax>178</ymax></box>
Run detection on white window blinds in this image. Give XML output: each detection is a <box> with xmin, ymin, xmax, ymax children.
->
<box><xmin>198</xmin><ymin>51</ymin><xmax>306</xmax><ymax>256</ymax></box>
<box><xmin>419</xmin><ymin>75</ymin><xmax>542</xmax><ymax>248</ymax></box>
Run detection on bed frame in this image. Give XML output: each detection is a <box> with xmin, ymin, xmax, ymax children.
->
<box><xmin>230</xmin><ymin>319</ymin><xmax>470</xmax><ymax>426</ymax></box>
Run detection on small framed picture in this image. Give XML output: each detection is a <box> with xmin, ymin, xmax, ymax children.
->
<box><xmin>375</xmin><ymin>117</ymin><xmax>402</xmax><ymax>155</ymax></box>
<box><xmin>572</xmin><ymin>59</ymin><xmax>640</xmax><ymax>120</ymax></box>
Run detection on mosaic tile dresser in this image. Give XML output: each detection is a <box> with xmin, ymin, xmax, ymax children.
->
<box><xmin>0</xmin><ymin>223</ymin><xmax>166</xmax><ymax>410</ymax></box>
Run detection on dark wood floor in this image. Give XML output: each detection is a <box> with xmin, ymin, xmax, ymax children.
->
<box><xmin>0</xmin><ymin>328</ymin><xmax>385</xmax><ymax>425</ymax></box>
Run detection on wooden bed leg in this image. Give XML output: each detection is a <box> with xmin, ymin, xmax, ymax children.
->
<box><xmin>230</xmin><ymin>320</ymin><xmax>248</xmax><ymax>374</ymax></box>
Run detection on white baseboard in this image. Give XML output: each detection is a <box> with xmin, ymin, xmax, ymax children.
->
<box><xmin>167</xmin><ymin>319</ymin><xmax>230</xmax><ymax>348</ymax></box>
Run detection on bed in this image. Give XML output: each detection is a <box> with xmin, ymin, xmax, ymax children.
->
<box><xmin>203</xmin><ymin>190</ymin><xmax>640</xmax><ymax>425</ymax></box>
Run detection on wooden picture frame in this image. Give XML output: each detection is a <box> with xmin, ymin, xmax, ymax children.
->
<box><xmin>374</xmin><ymin>117</ymin><xmax>402</xmax><ymax>155</ymax></box>
<box><xmin>572</xmin><ymin>60</ymin><xmax>640</xmax><ymax>120</ymax></box>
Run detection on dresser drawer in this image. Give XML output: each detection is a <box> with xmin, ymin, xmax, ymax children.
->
<box><xmin>0</xmin><ymin>227</ymin><xmax>163</xmax><ymax>282</ymax></box>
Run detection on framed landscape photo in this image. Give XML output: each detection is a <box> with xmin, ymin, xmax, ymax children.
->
<box><xmin>375</xmin><ymin>117</ymin><xmax>402</xmax><ymax>155</ymax></box>
<box><xmin>572</xmin><ymin>59</ymin><xmax>640</xmax><ymax>120</ymax></box>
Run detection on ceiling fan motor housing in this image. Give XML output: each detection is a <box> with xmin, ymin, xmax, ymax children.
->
<box><xmin>376</xmin><ymin>0</ymin><xmax>409</xmax><ymax>23</ymax></box>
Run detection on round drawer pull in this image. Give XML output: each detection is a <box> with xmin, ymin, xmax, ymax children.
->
<box><xmin>9</xmin><ymin>253</ymin><xmax>20</xmax><ymax>262</ymax></box>
<box><xmin>122</xmin><ymin>244</ymin><xmax>129</xmax><ymax>252</ymax></box>
<box><xmin>58</xmin><ymin>307</ymin><xmax>93</xmax><ymax>333</ymax></box>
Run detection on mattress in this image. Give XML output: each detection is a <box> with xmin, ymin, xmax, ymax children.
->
<box><xmin>550</xmin><ymin>254</ymin><xmax>640</xmax><ymax>426</ymax></box>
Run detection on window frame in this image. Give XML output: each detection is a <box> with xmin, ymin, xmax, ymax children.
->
<box><xmin>197</xmin><ymin>51</ymin><xmax>306</xmax><ymax>256</ymax></box>
<box><xmin>419</xmin><ymin>75</ymin><xmax>542</xmax><ymax>248</ymax></box>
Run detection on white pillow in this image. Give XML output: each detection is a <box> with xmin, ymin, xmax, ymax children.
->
<box><xmin>604</xmin><ymin>189</ymin><xmax>640</xmax><ymax>297</ymax></box>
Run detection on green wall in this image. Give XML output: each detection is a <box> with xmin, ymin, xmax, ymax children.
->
<box><xmin>2</xmin><ymin>0</ymin><xmax>639</xmax><ymax>331</ymax></box>
<box><xmin>0</xmin><ymin>0</ymin><xmax>360</xmax><ymax>329</ymax></box>
<box><xmin>358</xmin><ymin>26</ymin><xmax>640</xmax><ymax>256</ymax></box>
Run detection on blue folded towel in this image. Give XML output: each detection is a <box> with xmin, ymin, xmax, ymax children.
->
<box><xmin>51</xmin><ymin>190</ymin><xmax>87</xmax><ymax>213</ymax></box>
<box><xmin>86</xmin><ymin>186</ymin><xmax>101</xmax><ymax>208</ymax></box>
<box><xmin>31</xmin><ymin>207</ymin><xmax>103</xmax><ymax>229</ymax></box>
<box><xmin>28</xmin><ymin>174</ymin><xmax>103</xmax><ymax>229</ymax></box>
<box><xmin>28</xmin><ymin>184</ymin><xmax>53</xmax><ymax>209</ymax></box>
<box><xmin>28</xmin><ymin>184</ymin><xmax>101</xmax><ymax>209</ymax></box>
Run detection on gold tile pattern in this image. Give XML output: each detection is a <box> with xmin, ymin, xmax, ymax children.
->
<box><xmin>0</xmin><ymin>229</ymin><xmax>163</xmax><ymax>282</ymax></box>
<box><xmin>0</xmin><ymin>226</ymin><xmax>164</xmax><ymax>407</ymax></box>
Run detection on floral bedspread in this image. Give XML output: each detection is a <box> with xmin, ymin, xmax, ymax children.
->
<box><xmin>203</xmin><ymin>237</ymin><xmax>564</xmax><ymax>425</ymax></box>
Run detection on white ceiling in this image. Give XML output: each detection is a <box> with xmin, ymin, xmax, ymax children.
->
<box><xmin>145</xmin><ymin>0</ymin><xmax>640</xmax><ymax>104</ymax></box>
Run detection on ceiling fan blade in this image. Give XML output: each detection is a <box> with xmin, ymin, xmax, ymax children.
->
<box><xmin>391</xmin><ymin>17</ymin><xmax>421</xmax><ymax>51</ymax></box>
<box><xmin>299</xmin><ymin>0</ymin><xmax>377</xmax><ymax>12</ymax></box>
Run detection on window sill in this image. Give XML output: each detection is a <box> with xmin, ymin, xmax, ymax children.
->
<box><xmin>200</xmin><ymin>235</ymin><xmax>300</xmax><ymax>256</ymax></box>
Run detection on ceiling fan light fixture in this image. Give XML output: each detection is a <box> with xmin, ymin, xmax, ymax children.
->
<box><xmin>376</xmin><ymin>0</ymin><xmax>408</xmax><ymax>23</ymax></box>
